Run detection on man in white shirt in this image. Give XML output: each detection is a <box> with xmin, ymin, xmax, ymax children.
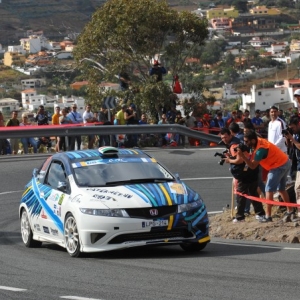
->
<box><xmin>83</xmin><ymin>104</ymin><xmax>97</xmax><ymax>149</ymax></box>
<box><xmin>268</xmin><ymin>105</ymin><xmax>287</xmax><ymax>153</ymax></box>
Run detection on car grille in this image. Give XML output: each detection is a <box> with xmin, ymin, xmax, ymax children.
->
<box><xmin>108</xmin><ymin>228</ymin><xmax>193</xmax><ymax>244</ymax></box>
<box><xmin>125</xmin><ymin>206</ymin><xmax>177</xmax><ymax>219</ymax></box>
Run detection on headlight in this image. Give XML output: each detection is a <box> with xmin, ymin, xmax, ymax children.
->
<box><xmin>79</xmin><ymin>208</ymin><xmax>129</xmax><ymax>217</ymax></box>
<box><xmin>177</xmin><ymin>199</ymin><xmax>203</xmax><ymax>213</ymax></box>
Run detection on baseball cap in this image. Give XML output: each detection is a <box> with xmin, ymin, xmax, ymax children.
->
<box><xmin>294</xmin><ymin>89</ymin><xmax>300</xmax><ymax>96</ymax></box>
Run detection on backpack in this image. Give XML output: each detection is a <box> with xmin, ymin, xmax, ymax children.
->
<box><xmin>173</xmin><ymin>80</ymin><xmax>182</xmax><ymax>94</ymax></box>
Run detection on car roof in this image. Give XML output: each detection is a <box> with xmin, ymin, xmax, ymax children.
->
<box><xmin>51</xmin><ymin>148</ymin><xmax>152</xmax><ymax>163</ymax></box>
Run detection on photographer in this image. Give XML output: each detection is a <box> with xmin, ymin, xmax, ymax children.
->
<box><xmin>284</xmin><ymin>117</ymin><xmax>300</xmax><ymax>219</ymax></box>
<box><xmin>220</xmin><ymin>128</ymin><xmax>266</xmax><ymax>223</ymax></box>
<box><xmin>238</xmin><ymin>130</ymin><xmax>293</xmax><ymax>222</ymax></box>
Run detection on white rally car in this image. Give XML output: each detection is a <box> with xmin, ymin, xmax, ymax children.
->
<box><xmin>20</xmin><ymin>147</ymin><xmax>210</xmax><ymax>257</ymax></box>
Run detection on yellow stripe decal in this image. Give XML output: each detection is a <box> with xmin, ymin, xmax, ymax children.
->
<box><xmin>23</xmin><ymin>186</ymin><xmax>32</xmax><ymax>196</ymax></box>
<box><xmin>198</xmin><ymin>236</ymin><xmax>210</xmax><ymax>244</ymax></box>
<box><xmin>160</xmin><ymin>184</ymin><xmax>173</xmax><ymax>230</ymax></box>
<box><xmin>151</xmin><ymin>158</ymin><xmax>157</xmax><ymax>162</ymax></box>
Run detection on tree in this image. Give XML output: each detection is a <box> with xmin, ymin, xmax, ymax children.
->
<box><xmin>74</xmin><ymin>0</ymin><xmax>209</xmax><ymax>120</ymax></box>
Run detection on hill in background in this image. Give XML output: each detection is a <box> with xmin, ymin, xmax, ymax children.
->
<box><xmin>0</xmin><ymin>0</ymin><xmax>198</xmax><ymax>45</ymax></box>
<box><xmin>0</xmin><ymin>0</ymin><xmax>106</xmax><ymax>45</ymax></box>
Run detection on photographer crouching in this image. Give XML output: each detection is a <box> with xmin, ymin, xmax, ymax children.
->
<box><xmin>220</xmin><ymin>128</ymin><xmax>266</xmax><ymax>223</ymax></box>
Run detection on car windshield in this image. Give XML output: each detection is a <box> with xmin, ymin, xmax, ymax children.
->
<box><xmin>73</xmin><ymin>161</ymin><xmax>174</xmax><ymax>187</ymax></box>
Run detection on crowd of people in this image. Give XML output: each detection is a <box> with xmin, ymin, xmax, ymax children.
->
<box><xmin>215</xmin><ymin>98</ymin><xmax>300</xmax><ymax>224</ymax></box>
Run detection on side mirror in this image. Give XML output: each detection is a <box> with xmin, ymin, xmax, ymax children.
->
<box><xmin>174</xmin><ymin>173</ymin><xmax>180</xmax><ymax>181</ymax></box>
<box><xmin>57</xmin><ymin>181</ymin><xmax>67</xmax><ymax>192</ymax></box>
<box><xmin>32</xmin><ymin>168</ymin><xmax>39</xmax><ymax>177</ymax></box>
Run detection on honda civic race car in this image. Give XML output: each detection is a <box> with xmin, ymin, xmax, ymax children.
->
<box><xmin>20</xmin><ymin>147</ymin><xmax>210</xmax><ymax>257</ymax></box>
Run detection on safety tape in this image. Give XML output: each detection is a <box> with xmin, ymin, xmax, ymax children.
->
<box><xmin>235</xmin><ymin>189</ymin><xmax>300</xmax><ymax>207</ymax></box>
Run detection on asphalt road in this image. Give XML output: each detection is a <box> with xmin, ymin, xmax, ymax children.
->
<box><xmin>1</xmin><ymin>148</ymin><xmax>300</xmax><ymax>300</ymax></box>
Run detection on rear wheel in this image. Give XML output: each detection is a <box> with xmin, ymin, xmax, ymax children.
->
<box><xmin>180</xmin><ymin>242</ymin><xmax>207</xmax><ymax>252</ymax></box>
<box><xmin>20</xmin><ymin>209</ymin><xmax>42</xmax><ymax>248</ymax></box>
<box><xmin>64</xmin><ymin>213</ymin><xmax>81</xmax><ymax>257</ymax></box>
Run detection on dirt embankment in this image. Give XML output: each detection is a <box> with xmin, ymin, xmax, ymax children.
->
<box><xmin>209</xmin><ymin>209</ymin><xmax>300</xmax><ymax>243</ymax></box>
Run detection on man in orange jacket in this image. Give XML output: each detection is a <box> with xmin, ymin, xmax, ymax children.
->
<box><xmin>238</xmin><ymin>130</ymin><xmax>293</xmax><ymax>222</ymax></box>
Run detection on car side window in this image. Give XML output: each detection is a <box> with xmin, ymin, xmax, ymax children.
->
<box><xmin>45</xmin><ymin>161</ymin><xmax>69</xmax><ymax>191</ymax></box>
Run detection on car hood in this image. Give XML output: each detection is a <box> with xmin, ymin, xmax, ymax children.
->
<box><xmin>79</xmin><ymin>182</ymin><xmax>201</xmax><ymax>209</ymax></box>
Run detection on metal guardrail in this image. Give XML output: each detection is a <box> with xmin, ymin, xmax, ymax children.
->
<box><xmin>0</xmin><ymin>124</ymin><xmax>221</xmax><ymax>143</ymax></box>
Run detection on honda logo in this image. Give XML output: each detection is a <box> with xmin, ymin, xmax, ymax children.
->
<box><xmin>149</xmin><ymin>209</ymin><xmax>158</xmax><ymax>216</ymax></box>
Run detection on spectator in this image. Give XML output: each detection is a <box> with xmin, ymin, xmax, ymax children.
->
<box><xmin>0</xmin><ymin>111</ymin><xmax>7</xmax><ymax>155</ymax></box>
<box><xmin>97</xmin><ymin>106</ymin><xmax>110</xmax><ymax>147</ymax></box>
<box><xmin>239</xmin><ymin>130</ymin><xmax>294</xmax><ymax>222</ymax></box>
<box><xmin>139</xmin><ymin>114</ymin><xmax>148</xmax><ymax>125</ymax></box>
<box><xmin>34</xmin><ymin>105</ymin><xmax>51</xmax><ymax>153</ymax></box>
<box><xmin>251</xmin><ymin>109</ymin><xmax>264</xmax><ymax>132</ymax></box>
<box><xmin>124</xmin><ymin>103</ymin><xmax>138</xmax><ymax>147</ymax></box>
<box><xmin>172</xmin><ymin>74</ymin><xmax>182</xmax><ymax>94</ymax></box>
<box><xmin>279</xmin><ymin>109</ymin><xmax>286</xmax><ymax>122</ymax></box>
<box><xmin>83</xmin><ymin>104</ymin><xmax>97</xmax><ymax>149</ymax></box>
<box><xmin>243</xmin><ymin>109</ymin><xmax>251</xmax><ymax>123</ymax></box>
<box><xmin>68</xmin><ymin>104</ymin><xmax>83</xmax><ymax>150</ymax></box>
<box><xmin>52</xmin><ymin>105</ymin><xmax>61</xmax><ymax>152</ymax></box>
<box><xmin>174</xmin><ymin>111</ymin><xmax>185</xmax><ymax>146</ymax></box>
<box><xmin>220</xmin><ymin>128</ymin><xmax>266</xmax><ymax>223</ymax></box>
<box><xmin>211</xmin><ymin>111</ymin><xmax>225</xmax><ymax>135</ymax></box>
<box><xmin>184</xmin><ymin>114</ymin><xmax>197</xmax><ymax>128</ymax></box>
<box><xmin>6</xmin><ymin>110</ymin><xmax>20</xmax><ymax>155</ymax></box>
<box><xmin>226</xmin><ymin>110</ymin><xmax>238</xmax><ymax>127</ymax></box>
<box><xmin>166</xmin><ymin>106</ymin><xmax>177</xmax><ymax>124</ymax></box>
<box><xmin>59</xmin><ymin>108</ymin><xmax>73</xmax><ymax>151</ymax></box>
<box><xmin>19</xmin><ymin>113</ymin><xmax>38</xmax><ymax>154</ymax></box>
<box><xmin>261</xmin><ymin>108</ymin><xmax>270</xmax><ymax>138</ymax></box>
<box><xmin>268</xmin><ymin>105</ymin><xmax>287</xmax><ymax>153</ymax></box>
<box><xmin>149</xmin><ymin>60</ymin><xmax>167</xmax><ymax>82</ymax></box>
<box><xmin>116</xmin><ymin>104</ymin><xmax>127</xmax><ymax>125</ymax></box>
<box><xmin>286</xmin><ymin>117</ymin><xmax>300</xmax><ymax>219</ymax></box>
<box><xmin>158</xmin><ymin>114</ymin><xmax>169</xmax><ymax>146</ymax></box>
<box><xmin>229</xmin><ymin>122</ymin><xmax>244</xmax><ymax>142</ymax></box>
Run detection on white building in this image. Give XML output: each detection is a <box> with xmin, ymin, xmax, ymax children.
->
<box><xmin>21</xmin><ymin>88</ymin><xmax>58</xmax><ymax>111</ymax></box>
<box><xmin>7</xmin><ymin>45</ymin><xmax>26</xmax><ymax>55</ymax></box>
<box><xmin>0</xmin><ymin>98</ymin><xmax>20</xmax><ymax>113</ymax></box>
<box><xmin>241</xmin><ymin>84</ymin><xmax>296</xmax><ymax>114</ymax></box>
<box><xmin>20</xmin><ymin>35</ymin><xmax>42</xmax><ymax>54</ymax></box>
<box><xmin>21</xmin><ymin>78</ymin><xmax>46</xmax><ymax>89</ymax></box>
<box><xmin>223</xmin><ymin>83</ymin><xmax>241</xmax><ymax>99</ymax></box>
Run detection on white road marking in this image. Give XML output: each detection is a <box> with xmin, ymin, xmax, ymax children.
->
<box><xmin>0</xmin><ymin>190</ymin><xmax>23</xmax><ymax>195</ymax></box>
<box><xmin>60</xmin><ymin>297</ymin><xmax>104</xmax><ymax>300</ymax></box>
<box><xmin>0</xmin><ymin>286</ymin><xmax>27</xmax><ymax>292</ymax></box>
<box><xmin>182</xmin><ymin>177</ymin><xmax>232</xmax><ymax>180</ymax></box>
<box><xmin>208</xmin><ymin>211</ymin><xmax>223</xmax><ymax>215</ymax></box>
<box><xmin>212</xmin><ymin>241</ymin><xmax>300</xmax><ymax>250</ymax></box>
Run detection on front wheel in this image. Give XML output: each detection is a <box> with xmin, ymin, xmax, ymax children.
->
<box><xmin>180</xmin><ymin>242</ymin><xmax>207</xmax><ymax>252</ymax></box>
<box><xmin>20</xmin><ymin>209</ymin><xmax>42</xmax><ymax>248</ymax></box>
<box><xmin>64</xmin><ymin>213</ymin><xmax>81</xmax><ymax>257</ymax></box>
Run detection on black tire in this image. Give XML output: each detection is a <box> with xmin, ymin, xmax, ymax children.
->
<box><xmin>180</xmin><ymin>242</ymin><xmax>207</xmax><ymax>252</ymax></box>
<box><xmin>20</xmin><ymin>209</ymin><xmax>42</xmax><ymax>248</ymax></box>
<box><xmin>64</xmin><ymin>213</ymin><xmax>81</xmax><ymax>257</ymax></box>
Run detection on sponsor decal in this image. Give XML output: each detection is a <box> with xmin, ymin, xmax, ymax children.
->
<box><xmin>92</xmin><ymin>194</ymin><xmax>116</xmax><ymax>201</ymax></box>
<box><xmin>58</xmin><ymin>194</ymin><xmax>65</xmax><ymax>205</ymax></box>
<box><xmin>71</xmin><ymin>194</ymin><xmax>82</xmax><ymax>203</ymax></box>
<box><xmin>47</xmin><ymin>193</ymin><xmax>60</xmax><ymax>203</ymax></box>
<box><xmin>57</xmin><ymin>206</ymin><xmax>61</xmax><ymax>217</ymax></box>
<box><xmin>108</xmin><ymin>158</ymin><xmax>127</xmax><ymax>163</ymax></box>
<box><xmin>50</xmin><ymin>228</ymin><xmax>59</xmax><ymax>236</ymax></box>
<box><xmin>87</xmin><ymin>188</ymin><xmax>133</xmax><ymax>199</ymax></box>
<box><xmin>168</xmin><ymin>183</ymin><xmax>186</xmax><ymax>195</ymax></box>
<box><xmin>43</xmin><ymin>226</ymin><xmax>50</xmax><ymax>234</ymax></box>
<box><xmin>33</xmin><ymin>224</ymin><xmax>41</xmax><ymax>231</ymax></box>
<box><xmin>41</xmin><ymin>210</ymin><xmax>47</xmax><ymax>219</ymax></box>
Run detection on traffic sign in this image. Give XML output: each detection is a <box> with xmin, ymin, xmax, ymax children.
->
<box><xmin>103</xmin><ymin>96</ymin><xmax>116</xmax><ymax>109</ymax></box>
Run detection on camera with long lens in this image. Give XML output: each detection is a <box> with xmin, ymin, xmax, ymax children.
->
<box><xmin>282</xmin><ymin>128</ymin><xmax>293</xmax><ymax>136</ymax></box>
<box><xmin>233</xmin><ymin>142</ymin><xmax>249</xmax><ymax>152</ymax></box>
<box><xmin>214</xmin><ymin>150</ymin><xmax>228</xmax><ymax>166</ymax></box>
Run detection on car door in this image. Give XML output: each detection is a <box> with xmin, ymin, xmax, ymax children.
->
<box><xmin>38</xmin><ymin>160</ymin><xmax>70</xmax><ymax>240</ymax></box>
